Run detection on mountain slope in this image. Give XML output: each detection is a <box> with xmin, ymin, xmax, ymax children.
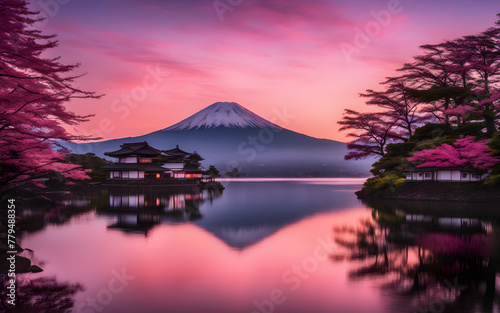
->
<box><xmin>164</xmin><ymin>102</ymin><xmax>281</xmax><ymax>130</ymax></box>
<box><xmin>64</xmin><ymin>102</ymin><xmax>372</xmax><ymax>177</ymax></box>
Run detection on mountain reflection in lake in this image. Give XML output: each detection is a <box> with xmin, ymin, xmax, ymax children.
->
<box><xmin>12</xmin><ymin>179</ymin><xmax>500</xmax><ymax>313</ymax></box>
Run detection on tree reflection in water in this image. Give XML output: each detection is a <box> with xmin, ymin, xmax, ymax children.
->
<box><xmin>0</xmin><ymin>277</ymin><xmax>84</xmax><ymax>313</ymax></box>
<box><xmin>0</xmin><ymin>207</ymin><xmax>83</xmax><ymax>313</ymax></box>
<box><xmin>0</xmin><ymin>187</ymin><xmax>222</xmax><ymax>312</ymax></box>
<box><xmin>332</xmin><ymin>199</ymin><xmax>500</xmax><ymax>313</ymax></box>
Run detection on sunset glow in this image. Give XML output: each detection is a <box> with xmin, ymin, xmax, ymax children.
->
<box><xmin>32</xmin><ymin>0</ymin><xmax>500</xmax><ymax>141</ymax></box>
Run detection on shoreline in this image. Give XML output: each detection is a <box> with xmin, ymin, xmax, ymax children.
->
<box><xmin>357</xmin><ymin>181</ymin><xmax>500</xmax><ymax>202</ymax></box>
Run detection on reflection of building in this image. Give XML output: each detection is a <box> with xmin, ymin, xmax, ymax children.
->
<box><xmin>99</xmin><ymin>189</ymin><xmax>222</xmax><ymax>236</ymax></box>
<box><xmin>404</xmin><ymin>167</ymin><xmax>483</xmax><ymax>182</ymax></box>
<box><xmin>101</xmin><ymin>141</ymin><xmax>204</xmax><ymax>183</ymax></box>
<box><xmin>107</xmin><ymin>191</ymin><xmax>209</xmax><ymax>212</ymax></box>
<box><xmin>109</xmin><ymin>194</ymin><xmax>145</xmax><ymax>208</ymax></box>
<box><xmin>405</xmin><ymin>214</ymin><xmax>486</xmax><ymax>232</ymax></box>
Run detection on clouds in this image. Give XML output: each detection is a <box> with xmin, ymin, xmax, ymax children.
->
<box><xmin>53</xmin><ymin>25</ymin><xmax>217</xmax><ymax>82</ymax></box>
<box><xmin>32</xmin><ymin>0</ymin><xmax>500</xmax><ymax>141</ymax></box>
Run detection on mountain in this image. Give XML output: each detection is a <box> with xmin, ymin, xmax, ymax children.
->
<box><xmin>64</xmin><ymin>102</ymin><xmax>372</xmax><ymax>177</ymax></box>
<box><xmin>164</xmin><ymin>102</ymin><xmax>281</xmax><ymax>130</ymax></box>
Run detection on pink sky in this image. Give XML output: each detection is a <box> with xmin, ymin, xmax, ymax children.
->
<box><xmin>31</xmin><ymin>0</ymin><xmax>500</xmax><ymax>141</ymax></box>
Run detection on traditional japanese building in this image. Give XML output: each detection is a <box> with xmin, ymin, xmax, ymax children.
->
<box><xmin>101</xmin><ymin>141</ymin><xmax>203</xmax><ymax>182</ymax></box>
<box><xmin>404</xmin><ymin>167</ymin><xmax>484</xmax><ymax>182</ymax></box>
<box><xmin>161</xmin><ymin>145</ymin><xmax>191</xmax><ymax>171</ymax></box>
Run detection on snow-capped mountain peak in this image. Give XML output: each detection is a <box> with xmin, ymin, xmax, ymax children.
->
<box><xmin>163</xmin><ymin>102</ymin><xmax>282</xmax><ymax>131</ymax></box>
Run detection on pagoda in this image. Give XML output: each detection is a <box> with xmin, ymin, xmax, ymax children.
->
<box><xmin>101</xmin><ymin>141</ymin><xmax>202</xmax><ymax>181</ymax></box>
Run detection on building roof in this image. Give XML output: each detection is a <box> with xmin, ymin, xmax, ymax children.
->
<box><xmin>174</xmin><ymin>170</ymin><xmax>204</xmax><ymax>173</ymax></box>
<box><xmin>104</xmin><ymin>142</ymin><xmax>163</xmax><ymax>158</ymax></box>
<box><xmin>156</xmin><ymin>154</ymin><xmax>186</xmax><ymax>163</ymax></box>
<box><xmin>163</xmin><ymin>145</ymin><xmax>191</xmax><ymax>156</ymax></box>
<box><xmin>404</xmin><ymin>167</ymin><xmax>478</xmax><ymax>173</ymax></box>
<box><xmin>101</xmin><ymin>163</ymin><xmax>167</xmax><ymax>172</ymax></box>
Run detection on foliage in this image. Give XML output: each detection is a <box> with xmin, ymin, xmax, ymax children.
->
<box><xmin>0</xmin><ymin>0</ymin><xmax>101</xmax><ymax>195</ymax></box>
<box><xmin>337</xmin><ymin>110</ymin><xmax>398</xmax><ymax>160</ymax></box>
<box><xmin>204</xmin><ymin>165</ymin><xmax>221</xmax><ymax>178</ymax></box>
<box><xmin>489</xmin><ymin>131</ymin><xmax>500</xmax><ymax>156</ymax></box>
<box><xmin>483</xmin><ymin>174</ymin><xmax>500</xmax><ymax>186</ymax></box>
<box><xmin>407</xmin><ymin>136</ymin><xmax>499</xmax><ymax>171</ymax></box>
<box><xmin>409</xmin><ymin>123</ymin><xmax>455</xmax><ymax>142</ymax></box>
<box><xmin>360</xmin><ymin>172</ymin><xmax>405</xmax><ymax>196</ymax></box>
<box><xmin>394</xmin><ymin>178</ymin><xmax>406</xmax><ymax>188</ymax></box>
<box><xmin>370</xmin><ymin>142</ymin><xmax>415</xmax><ymax>176</ymax></box>
<box><xmin>361</xmin><ymin>76</ymin><xmax>427</xmax><ymax>140</ymax></box>
<box><xmin>183</xmin><ymin>152</ymin><xmax>204</xmax><ymax>170</ymax></box>
<box><xmin>339</xmin><ymin>15</ymin><xmax>500</xmax><ymax>163</ymax></box>
<box><xmin>225</xmin><ymin>168</ymin><xmax>244</xmax><ymax>177</ymax></box>
<box><xmin>65</xmin><ymin>153</ymin><xmax>111</xmax><ymax>181</ymax></box>
<box><xmin>487</xmin><ymin>132</ymin><xmax>500</xmax><ymax>186</ymax></box>
<box><xmin>410</xmin><ymin>123</ymin><xmax>486</xmax><ymax>142</ymax></box>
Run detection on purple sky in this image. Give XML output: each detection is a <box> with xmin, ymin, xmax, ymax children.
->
<box><xmin>30</xmin><ymin>0</ymin><xmax>500</xmax><ymax>141</ymax></box>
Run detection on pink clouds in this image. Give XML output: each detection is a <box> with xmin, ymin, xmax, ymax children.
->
<box><xmin>54</xmin><ymin>26</ymin><xmax>215</xmax><ymax>80</ymax></box>
<box><xmin>32</xmin><ymin>0</ymin><xmax>500</xmax><ymax>141</ymax></box>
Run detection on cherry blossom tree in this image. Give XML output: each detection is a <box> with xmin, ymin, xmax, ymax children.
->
<box><xmin>338</xmin><ymin>109</ymin><xmax>398</xmax><ymax>160</ymax></box>
<box><xmin>360</xmin><ymin>76</ymin><xmax>427</xmax><ymax>141</ymax></box>
<box><xmin>399</xmin><ymin>43</ymin><xmax>460</xmax><ymax>126</ymax></box>
<box><xmin>407</xmin><ymin>136</ymin><xmax>499</xmax><ymax>171</ymax></box>
<box><xmin>0</xmin><ymin>0</ymin><xmax>101</xmax><ymax>194</ymax></box>
<box><xmin>443</xmin><ymin>28</ymin><xmax>500</xmax><ymax>135</ymax></box>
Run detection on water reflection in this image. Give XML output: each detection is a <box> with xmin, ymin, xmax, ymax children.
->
<box><xmin>334</xmin><ymin>199</ymin><xmax>500</xmax><ymax>313</ymax></box>
<box><xmin>1</xmin><ymin>199</ymin><xmax>82</xmax><ymax>313</ymax></box>
<box><xmin>19</xmin><ymin>180</ymin><xmax>362</xmax><ymax>249</ymax></box>
<box><xmin>97</xmin><ymin>189</ymin><xmax>221</xmax><ymax>236</ymax></box>
<box><xmin>0</xmin><ymin>277</ymin><xmax>84</xmax><ymax>312</ymax></box>
<box><xmin>195</xmin><ymin>179</ymin><xmax>362</xmax><ymax>249</ymax></box>
<box><xmin>67</xmin><ymin>188</ymin><xmax>223</xmax><ymax>237</ymax></box>
<box><xmin>17</xmin><ymin>188</ymin><xmax>223</xmax><ymax>238</ymax></box>
<box><xmin>15</xmin><ymin>179</ymin><xmax>500</xmax><ymax>313</ymax></box>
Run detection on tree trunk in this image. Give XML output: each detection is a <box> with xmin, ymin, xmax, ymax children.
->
<box><xmin>483</xmin><ymin>109</ymin><xmax>497</xmax><ymax>137</ymax></box>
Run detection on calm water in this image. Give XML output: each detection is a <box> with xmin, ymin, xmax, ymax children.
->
<box><xmin>13</xmin><ymin>179</ymin><xmax>500</xmax><ymax>313</ymax></box>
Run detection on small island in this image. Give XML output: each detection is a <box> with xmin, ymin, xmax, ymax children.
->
<box><xmin>338</xmin><ymin>15</ymin><xmax>500</xmax><ymax>202</ymax></box>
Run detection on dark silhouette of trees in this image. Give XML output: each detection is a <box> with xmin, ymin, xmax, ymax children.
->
<box><xmin>337</xmin><ymin>109</ymin><xmax>398</xmax><ymax>160</ymax></box>
<box><xmin>205</xmin><ymin>165</ymin><xmax>221</xmax><ymax>178</ymax></box>
<box><xmin>332</xmin><ymin>201</ymin><xmax>500</xmax><ymax>312</ymax></box>
<box><xmin>339</xmin><ymin>15</ymin><xmax>500</xmax><ymax>193</ymax></box>
<box><xmin>0</xmin><ymin>0</ymin><xmax>101</xmax><ymax>195</ymax></box>
<box><xmin>183</xmin><ymin>152</ymin><xmax>204</xmax><ymax>170</ymax></box>
<box><xmin>360</xmin><ymin>76</ymin><xmax>427</xmax><ymax>141</ymax></box>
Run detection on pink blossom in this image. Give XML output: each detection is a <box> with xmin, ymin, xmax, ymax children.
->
<box><xmin>416</xmin><ymin>233</ymin><xmax>491</xmax><ymax>258</ymax></box>
<box><xmin>408</xmin><ymin>136</ymin><xmax>500</xmax><ymax>170</ymax></box>
<box><xmin>444</xmin><ymin>105</ymin><xmax>475</xmax><ymax>117</ymax></box>
<box><xmin>0</xmin><ymin>0</ymin><xmax>99</xmax><ymax>193</ymax></box>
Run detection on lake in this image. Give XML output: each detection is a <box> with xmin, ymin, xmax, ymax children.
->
<box><xmin>14</xmin><ymin>178</ymin><xmax>500</xmax><ymax>313</ymax></box>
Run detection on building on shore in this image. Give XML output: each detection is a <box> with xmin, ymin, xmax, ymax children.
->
<box><xmin>404</xmin><ymin>167</ymin><xmax>485</xmax><ymax>182</ymax></box>
<box><xmin>101</xmin><ymin>142</ymin><xmax>205</xmax><ymax>183</ymax></box>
